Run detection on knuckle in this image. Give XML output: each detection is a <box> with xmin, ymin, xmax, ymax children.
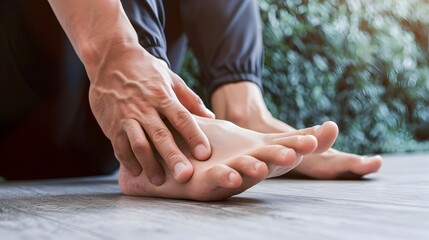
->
<box><xmin>114</xmin><ymin>150</ymin><xmax>127</xmax><ymax>162</ymax></box>
<box><xmin>151</xmin><ymin>128</ymin><xmax>170</xmax><ymax>144</ymax></box>
<box><xmin>148</xmin><ymin>85</ymin><xmax>165</xmax><ymax>95</ymax></box>
<box><xmin>130</xmin><ymin>138</ymin><xmax>148</xmax><ymax>153</ymax></box>
<box><xmin>174</xmin><ymin>111</ymin><xmax>192</xmax><ymax>129</ymax></box>
<box><xmin>165</xmin><ymin>151</ymin><xmax>178</xmax><ymax>162</ymax></box>
<box><xmin>187</xmin><ymin>95</ymin><xmax>204</xmax><ymax>112</ymax></box>
<box><xmin>145</xmin><ymin>83</ymin><xmax>177</xmax><ymax>109</ymax></box>
<box><xmin>147</xmin><ymin>84</ymin><xmax>169</xmax><ymax>100</ymax></box>
<box><xmin>163</xmin><ymin>151</ymin><xmax>182</xmax><ymax>165</ymax></box>
<box><xmin>194</xmin><ymin>94</ymin><xmax>203</xmax><ymax>105</ymax></box>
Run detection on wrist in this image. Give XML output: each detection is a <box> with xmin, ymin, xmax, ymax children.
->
<box><xmin>82</xmin><ymin>39</ymin><xmax>157</xmax><ymax>83</ymax></box>
<box><xmin>80</xmin><ymin>38</ymin><xmax>141</xmax><ymax>69</ymax></box>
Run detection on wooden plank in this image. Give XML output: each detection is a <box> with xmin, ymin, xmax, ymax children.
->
<box><xmin>0</xmin><ymin>204</ymin><xmax>101</xmax><ymax>240</ymax></box>
<box><xmin>0</xmin><ymin>152</ymin><xmax>428</xmax><ymax>240</ymax></box>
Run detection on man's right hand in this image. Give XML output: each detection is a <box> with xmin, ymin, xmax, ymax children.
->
<box><xmin>48</xmin><ymin>0</ymin><xmax>213</xmax><ymax>186</ymax></box>
<box><xmin>87</xmin><ymin>41</ymin><xmax>213</xmax><ymax>186</ymax></box>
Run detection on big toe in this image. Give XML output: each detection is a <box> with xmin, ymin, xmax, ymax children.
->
<box><xmin>269</xmin><ymin>135</ymin><xmax>318</xmax><ymax>155</ymax></box>
<box><xmin>351</xmin><ymin>155</ymin><xmax>383</xmax><ymax>175</ymax></box>
<box><xmin>313</xmin><ymin>121</ymin><xmax>339</xmax><ymax>153</ymax></box>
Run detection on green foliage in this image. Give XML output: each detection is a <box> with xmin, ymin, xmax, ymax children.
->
<box><xmin>182</xmin><ymin>0</ymin><xmax>429</xmax><ymax>154</ymax></box>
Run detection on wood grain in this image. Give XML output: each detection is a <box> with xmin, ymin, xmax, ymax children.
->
<box><xmin>0</xmin><ymin>152</ymin><xmax>428</xmax><ymax>240</ymax></box>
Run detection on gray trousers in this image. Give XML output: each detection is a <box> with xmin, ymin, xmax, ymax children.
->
<box><xmin>0</xmin><ymin>0</ymin><xmax>263</xmax><ymax>179</ymax></box>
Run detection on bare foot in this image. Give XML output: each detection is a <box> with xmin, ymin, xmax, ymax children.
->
<box><xmin>251</xmin><ymin>117</ymin><xmax>383</xmax><ymax>179</ymax></box>
<box><xmin>211</xmin><ymin>82</ymin><xmax>382</xmax><ymax>179</ymax></box>
<box><xmin>119</xmin><ymin>116</ymin><xmax>322</xmax><ymax>201</ymax></box>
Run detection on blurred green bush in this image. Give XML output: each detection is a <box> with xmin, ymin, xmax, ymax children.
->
<box><xmin>181</xmin><ymin>0</ymin><xmax>429</xmax><ymax>154</ymax></box>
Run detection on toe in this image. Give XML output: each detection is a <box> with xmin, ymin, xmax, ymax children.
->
<box><xmin>313</xmin><ymin>121</ymin><xmax>339</xmax><ymax>153</ymax></box>
<box><xmin>205</xmin><ymin>165</ymin><xmax>243</xmax><ymax>189</ymax></box>
<box><xmin>248</xmin><ymin>145</ymin><xmax>298</xmax><ymax>167</ymax></box>
<box><xmin>265</xmin><ymin>121</ymin><xmax>338</xmax><ymax>153</ymax></box>
<box><xmin>227</xmin><ymin>155</ymin><xmax>269</xmax><ymax>179</ymax></box>
<box><xmin>269</xmin><ymin>135</ymin><xmax>318</xmax><ymax>155</ymax></box>
<box><xmin>351</xmin><ymin>155</ymin><xmax>383</xmax><ymax>175</ymax></box>
<box><xmin>294</xmin><ymin>150</ymin><xmax>383</xmax><ymax>179</ymax></box>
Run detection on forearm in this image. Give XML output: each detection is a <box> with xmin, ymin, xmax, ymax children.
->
<box><xmin>48</xmin><ymin>0</ymin><xmax>139</xmax><ymax>68</ymax></box>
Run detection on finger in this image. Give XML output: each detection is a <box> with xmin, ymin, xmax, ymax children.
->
<box><xmin>171</xmin><ymin>73</ymin><xmax>215</xmax><ymax>119</ymax></box>
<box><xmin>268</xmin><ymin>135</ymin><xmax>318</xmax><ymax>155</ymax></box>
<box><xmin>124</xmin><ymin>119</ymin><xmax>165</xmax><ymax>186</ymax></box>
<box><xmin>111</xmin><ymin>132</ymin><xmax>142</xmax><ymax>176</ymax></box>
<box><xmin>161</xmin><ymin>102</ymin><xmax>211</xmax><ymax>161</ymax></box>
<box><xmin>142</xmin><ymin>111</ymin><xmax>193</xmax><ymax>182</ymax></box>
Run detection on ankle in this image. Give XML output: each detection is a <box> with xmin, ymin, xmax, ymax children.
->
<box><xmin>211</xmin><ymin>81</ymin><xmax>272</xmax><ymax>127</ymax></box>
<box><xmin>229</xmin><ymin>106</ymin><xmax>273</xmax><ymax>127</ymax></box>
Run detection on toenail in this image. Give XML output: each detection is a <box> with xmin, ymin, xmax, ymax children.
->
<box><xmin>314</xmin><ymin>125</ymin><xmax>322</xmax><ymax>133</ymax></box>
<box><xmin>174</xmin><ymin>162</ymin><xmax>187</xmax><ymax>177</ymax></box>
<box><xmin>294</xmin><ymin>154</ymin><xmax>303</xmax><ymax>164</ymax></box>
<box><xmin>228</xmin><ymin>172</ymin><xmax>239</xmax><ymax>183</ymax></box>
<box><xmin>254</xmin><ymin>162</ymin><xmax>264</xmax><ymax>171</ymax></box>
<box><xmin>194</xmin><ymin>144</ymin><xmax>208</xmax><ymax>159</ymax></box>
<box><xmin>297</xmin><ymin>136</ymin><xmax>306</xmax><ymax>142</ymax></box>
<box><xmin>281</xmin><ymin>149</ymin><xmax>291</xmax><ymax>159</ymax></box>
<box><xmin>150</xmin><ymin>175</ymin><xmax>164</xmax><ymax>186</ymax></box>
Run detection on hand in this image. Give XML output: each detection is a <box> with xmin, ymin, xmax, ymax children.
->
<box><xmin>86</xmin><ymin>41</ymin><xmax>214</xmax><ymax>186</ymax></box>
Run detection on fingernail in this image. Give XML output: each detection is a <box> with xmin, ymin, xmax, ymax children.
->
<box><xmin>228</xmin><ymin>172</ymin><xmax>239</xmax><ymax>182</ymax></box>
<box><xmin>174</xmin><ymin>162</ymin><xmax>187</xmax><ymax>177</ymax></box>
<box><xmin>205</xmin><ymin>108</ymin><xmax>216</xmax><ymax>118</ymax></box>
<box><xmin>254</xmin><ymin>162</ymin><xmax>264</xmax><ymax>171</ymax></box>
<box><xmin>150</xmin><ymin>175</ymin><xmax>164</xmax><ymax>186</ymax></box>
<box><xmin>194</xmin><ymin>144</ymin><xmax>208</xmax><ymax>159</ymax></box>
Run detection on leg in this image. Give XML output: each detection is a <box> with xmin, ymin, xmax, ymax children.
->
<box><xmin>0</xmin><ymin>0</ymin><xmax>117</xmax><ymax>179</ymax></box>
<box><xmin>180</xmin><ymin>0</ymin><xmax>382</xmax><ymax>179</ymax></box>
<box><xmin>180</xmin><ymin>0</ymin><xmax>263</xmax><ymax>95</ymax></box>
<box><xmin>212</xmin><ymin>82</ymin><xmax>382</xmax><ymax>179</ymax></box>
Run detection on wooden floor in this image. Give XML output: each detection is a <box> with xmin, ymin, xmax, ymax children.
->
<box><xmin>0</xmin><ymin>152</ymin><xmax>428</xmax><ymax>240</ymax></box>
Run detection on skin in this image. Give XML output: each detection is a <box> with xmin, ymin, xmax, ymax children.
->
<box><xmin>211</xmin><ymin>81</ymin><xmax>382</xmax><ymax>179</ymax></box>
<box><xmin>46</xmin><ymin>0</ymin><xmax>365</xmax><ymax>201</ymax></box>
<box><xmin>48</xmin><ymin>0</ymin><xmax>215</xmax><ymax>186</ymax></box>
<box><xmin>119</xmin><ymin>116</ymin><xmax>339</xmax><ymax>201</ymax></box>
